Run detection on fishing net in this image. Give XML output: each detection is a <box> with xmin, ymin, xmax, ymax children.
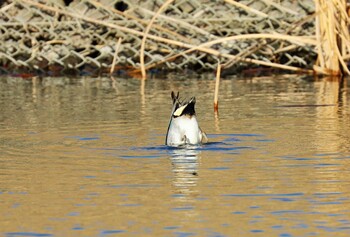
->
<box><xmin>0</xmin><ymin>0</ymin><xmax>316</xmax><ymax>75</ymax></box>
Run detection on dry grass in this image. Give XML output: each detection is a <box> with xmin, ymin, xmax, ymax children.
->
<box><xmin>12</xmin><ymin>0</ymin><xmax>350</xmax><ymax>77</ymax></box>
<box><xmin>314</xmin><ymin>0</ymin><xmax>350</xmax><ymax>75</ymax></box>
<box><xmin>140</xmin><ymin>0</ymin><xmax>176</xmax><ymax>79</ymax></box>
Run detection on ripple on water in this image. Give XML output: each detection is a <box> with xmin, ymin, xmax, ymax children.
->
<box><xmin>100</xmin><ymin>230</ymin><xmax>125</xmax><ymax>235</ymax></box>
<box><xmin>5</xmin><ymin>233</ymin><xmax>53</xmax><ymax>237</ymax></box>
<box><xmin>3</xmin><ymin>76</ymin><xmax>350</xmax><ymax>237</ymax></box>
<box><xmin>222</xmin><ymin>192</ymin><xmax>305</xmax><ymax>197</ymax></box>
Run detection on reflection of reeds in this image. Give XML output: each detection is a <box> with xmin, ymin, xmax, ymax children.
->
<box><xmin>314</xmin><ymin>0</ymin><xmax>350</xmax><ymax>76</ymax></box>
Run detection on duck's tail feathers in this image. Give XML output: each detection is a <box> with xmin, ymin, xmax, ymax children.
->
<box><xmin>171</xmin><ymin>91</ymin><xmax>179</xmax><ymax>104</ymax></box>
<box><xmin>201</xmin><ymin>129</ymin><xmax>209</xmax><ymax>144</ymax></box>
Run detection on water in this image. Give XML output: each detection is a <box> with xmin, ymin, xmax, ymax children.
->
<box><xmin>1</xmin><ymin>75</ymin><xmax>350</xmax><ymax>236</ymax></box>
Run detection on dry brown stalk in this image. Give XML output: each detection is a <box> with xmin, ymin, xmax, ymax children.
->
<box><xmin>224</xmin><ymin>0</ymin><xmax>268</xmax><ymax>18</ymax></box>
<box><xmin>88</xmin><ymin>0</ymin><xmax>191</xmax><ymax>43</ymax></box>
<box><xmin>140</xmin><ymin>0</ymin><xmax>176</xmax><ymax>79</ymax></box>
<box><xmin>261</xmin><ymin>0</ymin><xmax>298</xmax><ymax>15</ymax></box>
<box><xmin>314</xmin><ymin>0</ymin><xmax>350</xmax><ymax>75</ymax></box>
<box><xmin>136</xmin><ymin>33</ymin><xmax>316</xmax><ymax>74</ymax></box>
<box><xmin>214</xmin><ymin>12</ymin><xmax>317</xmax><ymax>70</ymax></box>
<box><xmin>110</xmin><ymin>38</ymin><xmax>122</xmax><ymax>74</ymax></box>
<box><xmin>214</xmin><ymin>62</ymin><xmax>221</xmax><ymax>112</ymax></box>
<box><xmin>19</xmin><ymin>0</ymin><xmax>348</xmax><ymax>76</ymax></box>
<box><xmin>21</xmin><ymin>0</ymin><xmax>195</xmax><ymax>51</ymax></box>
<box><xmin>137</xmin><ymin>7</ymin><xmax>218</xmax><ymax>42</ymax></box>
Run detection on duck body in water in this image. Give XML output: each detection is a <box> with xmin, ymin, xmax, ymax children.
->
<box><xmin>165</xmin><ymin>91</ymin><xmax>208</xmax><ymax>147</ymax></box>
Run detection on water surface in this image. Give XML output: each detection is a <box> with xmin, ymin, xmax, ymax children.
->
<box><xmin>1</xmin><ymin>75</ymin><xmax>350</xmax><ymax>236</ymax></box>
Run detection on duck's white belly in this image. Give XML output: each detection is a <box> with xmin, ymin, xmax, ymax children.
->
<box><xmin>166</xmin><ymin>116</ymin><xmax>201</xmax><ymax>146</ymax></box>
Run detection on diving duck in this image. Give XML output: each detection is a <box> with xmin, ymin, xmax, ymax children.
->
<box><xmin>165</xmin><ymin>91</ymin><xmax>208</xmax><ymax>146</ymax></box>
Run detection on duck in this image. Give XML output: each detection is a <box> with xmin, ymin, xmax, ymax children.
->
<box><xmin>165</xmin><ymin>91</ymin><xmax>208</xmax><ymax>146</ymax></box>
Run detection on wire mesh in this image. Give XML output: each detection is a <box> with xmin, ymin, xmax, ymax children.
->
<box><xmin>0</xmin><ymin>0</ymin><xmax>316</xmax><ymax>75</ymax></box>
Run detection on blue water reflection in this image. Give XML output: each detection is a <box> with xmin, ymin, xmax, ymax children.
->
<box><xmin>5</xmin><ymin>233</ymin><xmax>53</xmax><ymax>237</ymax></box>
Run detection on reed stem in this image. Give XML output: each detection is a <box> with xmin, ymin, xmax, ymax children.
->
<box><xmin>140</xmin><ymin>0</ymin><xmax>175</xmax><ymax>79</ymax></box>
<box><xmin>110</xmin><ymin>38</ymin><xmax>122</xmax><ymax>75</ymax></box>
<box><xmin>214</xmin><ymin>62</ymin><xmax>221</xmax><ymax>113</ymax></box>
<box><xmin>314</xmin><ymin>0</ymin><xmax>350</xmax><ymax>75</ymax></box>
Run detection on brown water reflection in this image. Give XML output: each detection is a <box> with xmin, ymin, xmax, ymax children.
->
<box><xmin>1</xmin><ymin>75</ymin><xmax>350</xmax><ymax>236</ymax></box>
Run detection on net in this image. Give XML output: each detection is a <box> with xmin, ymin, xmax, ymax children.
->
<box><xmin>0</xmin><ymin>0</ymin><xmax>316</xmax><ymax>75</ymax></box>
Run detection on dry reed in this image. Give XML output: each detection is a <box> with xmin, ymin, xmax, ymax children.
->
<box><xmin>5</xmin><ymin>0</ymin><xmax>350</xmax><ymax>77</ymax></box>
<box><xmin>140</xmin><ymin>0</ymin><xmax>176</xmax><ymax>79</ymax></box>
<box><xmin>314</xmin><ymin>0</ymin><xmax>350</xmax><ymax>75</ymax></box>
<box><xmin>110</xmin><ymin>38</ymin><xmax>122</xmax><ymax>74</ymax></box>
<box><xmin>214</xmin><ymin>62</ymin><xmax>221</xmax><ymax>113</ymax></box>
